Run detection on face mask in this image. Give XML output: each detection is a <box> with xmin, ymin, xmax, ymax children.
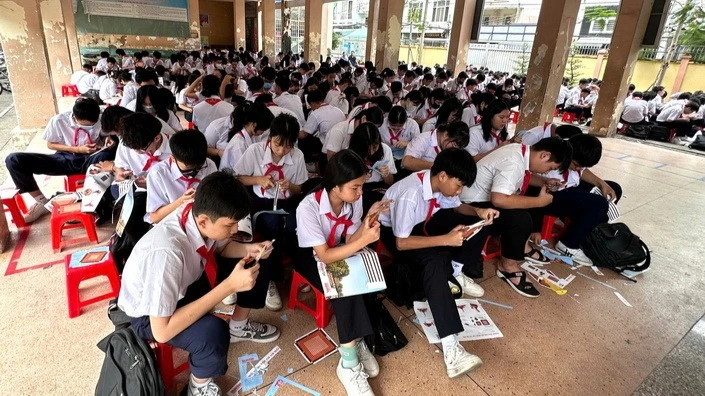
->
<box><xmin>263</xmin><ymin>82</ymin><xmax>273</xmax><ymax>90</ymax></box>
<box><xmin>79</xmin><ymin>124</ymin><xmax>95</xmax><ymax>131</ymax></box>
<box><xmin>143</xmin><ymin>105</ymin><xmax>156</xmax><ymax>114</ymax></box>
<box><xmin>178</xmin><ymin>165</ymin><xmax>200</xmax><ymax>178</ymax></box>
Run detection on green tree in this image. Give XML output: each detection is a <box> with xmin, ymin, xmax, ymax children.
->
<box><xmin>513</xmin><ymin>42</ymin><xmax>530</xmax><ymax>75</ymax></box>
<box><xmin>583</xmin><ymin>6</ymin><xmax>617</xmax><ymax>31</ymax></box>
<box><xmin>675</xmin><ymin>0</ymin><xmax>705</xmax><ymax>46</ymax></box>
<box><xmin>332</xmin><ymin>32</ymin><xmax>343</xmax><ymax>51</ymax></box>
<box><xmin>564</xmin><ymin>44</ymin><xmax>583</xmax><ymax>86</ymax></box>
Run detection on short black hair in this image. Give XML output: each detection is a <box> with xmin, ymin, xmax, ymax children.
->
<box><xmin>438</xmin><ymin>121</ymin><xmax>470</xmax><ymax>148</ymax></box>
<box><xmin>579</xmin><ymin>78</ymin><xmax>589</xmax><ymax>85</ymax></box>
<box><xmin>307</xmin><ymin>89</ymin><xmax>325</xmax><ymax>104</ymax></box>
<box><xmin>355</xmin><ymin>107</ymin><xmax>384</xmax><ymax>126</ymax></box>
<box><xmin>269</xmin><ymin>113</ymin><xmax>300</xmax><ymax>147</ymax></box>
<box><xmin>275</xmin><ymin>76</ymin><xmax>291</xmax><ymax>91</ymax></box>
<box><xmin>247</xmin><ymin>76</ymin><xmax>265</xmax><ymax>91</ymax></box>
<box><xmin>631</xmin><ymin>91</ymin><xmax>643</xmax><ymax>98</ymax></box>
<box><xmin>348</xmin><ymin>122</ymin><xmax>383</xmax><ymax>163</ymax></box>
<box><xmin>323</xmin><ymin>150</ymin><xmax>368</xmax><ymax>192</ymax></box>
<box><xmin>118</xmin><ymin>71</ymin><xmax>133</xmax><ymax>83</ymax></box>
<box><xmin>100</xmin><ymin>106</ymin><xmax>133</xmax><ymax>133</ymax></box>
<box><xmin>431</xmin><ymin>148</ymin><xmax>476</xmax><ymax>187</ymax></box>
<box><xmin>201</xmin><ymin>75</ymin><xmax>221</xmax><ymax>97</ymax></box>
<box><xmin>532</xmin><ymin>137</ymin><xmax>573</xmax><ymax>171</ymax></box>
<box><xmin>372</xmin><ymin>95</ymin><xmax>393</xmax><ymax>113</ymax></box>
<box><xmin>569</xmin><ymin>134</ymin><xmax>602</xmax><ymax>168</ymax></box>
<box><xmin>100</xmin><ymin>51</ymin><xmax>109</xmax><ymax>58</ymax></box>
<box><xmin>73</xmin><ymin>98</ymin><xmax>101</xmax><ymax>123</ymax></box>
<box><xmin>390</xmin><ymin>81</ymin><xmax>403</xmax><ymax>92</ymax></box>
<box><xmin>388</xmin><ymin>105</ymin><xmax>407</xmax><ymax>125</ymax></box>
<box><xmin>685</xmin><ymin>101</ymin><xmax>700</xmax><ymax>112</ymax></box>
<box><xmin>119</xmin><ymin>113</ymin><xmax>162</xmax><ymax>150</ymax></box>
<box><xmin>230</xmin><ymin>102</ymin><xmax>274</xmax><ymax>138</ymax></box>
<box><xmin>169</xmin><ymin>129</ymin><xmax>208</xmax><ymax>167</ymax></box>
<box><xmin>430</xmin><ymin>88</ymin><xmax>446</xmax><ymax>101</ymax></box>
<box><xmin>135</xmin><ymin>70</ymin><xmax>157</xmax><ymax>85</ymax></box>
<box><xmin>554</xmin><ymin>124</ymin><xmax>582</xmax><ymax>139</ymax></box>
<box><xmin>193</xmin><ymin>171</ymin><xmax>251</xmax><ymax>222</ymax></box>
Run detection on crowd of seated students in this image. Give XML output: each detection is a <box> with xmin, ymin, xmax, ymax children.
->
<box><xmin>6</xmin><ymin>48</ymin><xmax>627</xmax><ymax>396</ymax></box>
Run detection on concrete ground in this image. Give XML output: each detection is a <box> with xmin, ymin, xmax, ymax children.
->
<box><xmin>1</xmin><ymin>109</ymin><xmax>705</xmax><ymax>395</ymax></box>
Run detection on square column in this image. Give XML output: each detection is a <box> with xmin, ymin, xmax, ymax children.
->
<box><xmin>40</xmin><ymin>0</ymin><xmax>74</xmax><ymax>93</ymax></box>
<box><xmin>304</xmin><ymin>0</ymin><xmax>323</xmax><ymax>63</ymax></box>
<box><xmin>365</xmin><ymin>0</ymin><xmax>380</xmax><ymax>63</ymax></box>
<box><xmin>281</xmin><ymin>0</ymin><xmax>292</xmax><ymax>54</ymax></box>
<box><xmin>447</xmin><ymin>0</ymin><xmax>476</xmax><ymax>74</ymax></box>
<box><xmin>0</xmin><ymin>0</ymin><xmax>57</xmax><ymax>130</ymax></box>
<box><xmin>590</xmin><ymin>0</ymin><xmax>655</xmax><ymax>137</ymax></box>
<box><xmin>234</xmin><ymin>0</ymin><xmax>247</xmax><ymax>50</ymax></box>
<box><xmin>374</xmin><ymin>0</ymin><xmax>405</xmax><ymax>70</ymax></box>
<box><xmin>261</xmin><ymin>0</ymin><xmax>276</xmax><ymax>57</ymax></box>
<box><xmin>59</xmin><ymin>0</ymin><xmax>82</xmax><ymax>70</ymax></box>
<box><xmin>516</xmin><ymin>0</ymin><xmax>581</xmax><ymax>132</ymax></box>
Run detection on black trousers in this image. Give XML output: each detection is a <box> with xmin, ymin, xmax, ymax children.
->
<box><xmin>468</xmin><ymin>202</ymin><xmax>532</xmax><ymax>261</ymax></box>
<box><xmin>5</xmin><ymin>150</ymin><xmax>115</xmax><ymax>193</ymax></box>
<box><xmin>658</xmin><ymin>120</ymin><xmax>692</xmax><ymax>137</ymax></box>
<box><xmin>295</xmin><ymin>247</ymin><xmax>373</xmax><ymax>344</ymax></box>
<box><xmin>380</xmin><ymin>209</ymin><xmax>488</xmax><ymax>339</ymax></box>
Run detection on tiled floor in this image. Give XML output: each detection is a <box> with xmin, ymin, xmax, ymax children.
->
<box><xmin>1</xmin><ymin>132</ymin><xmax>705</xmax><ymax>395</ymax></box>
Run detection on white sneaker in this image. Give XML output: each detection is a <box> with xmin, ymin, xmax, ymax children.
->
<box><xmin>444</xmin><ymin>342</ymin><xmax>483</xmax><ymax>378</ymax></box>
<box><xmin>357</xmin><ymin>341</ymin><xmax>379</xmax><ymax>378</ymax></box>
<box><xmin>23</xmin><ymin>203</ymin><xmax>49</xmax><ymax>224</ymax></box>
<box><xmin>229</xmin><ymin>319</ymin><xmax>280</xmax><ymax>343</ymax></box>
<box><xmin>336</xmin><ymin>359</ymin><xmax>375</xmax><ymax>396</ymax></box>
<box><xmin>265</xmin><ymin>281</ymin><xmax>282</xmax><ymax>311</ymax></box>
<box><xmin>221</xmin><ymin>293</ymin><xmax>237</xmax><ymax>305</ymax></box>
<box><xmin>185</xmin><ymin>378</ymin><xmax>221</xmax><ymax>396</ymax></box>
<box><xmin>556</xmin><ymin>241</ymin><xmax>593</xmax><ymax>266</ymax></box>
<box><xmin>455</xmin><ymin>273</ymin><xmax>485</xmax><ymax>297</ymax></box>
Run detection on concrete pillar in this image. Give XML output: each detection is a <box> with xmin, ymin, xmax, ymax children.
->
<box><xmin>447</xmin><ymin>0</ymin><xmax>477</xmax><ymax>74</ymax></box>
<box><xmin>261</xmin><ymin>0</ymin><xmax>276</xmax><ymax>57</ymax></box>
<box><xmin>188</xmin><ymin>0</ymin><xmax>201</xmax><ymax>45</ymax></box>
<box><xmin>516</xmin><ymin>0</ymin><xmax>581</xmax><ymax>132</ymax></box>
<box><xmin>365</xmin><ymin>0</ymin><xmax>380</xmax><ymax>63</ymax></box>
<box><xmin>281</xmin><ymin>0</ymin><xmax>292</xmax><ymax>54</ymax></box>
<box><xmin>321</xmin><ymin>3</ymin><xmax>333</xmax><ymax>59</ymax></box>
<box><xmin>671</xmin><ymin>54</ymin><xmax>691</xmax><ymax>94</ymax></box>
<box><xmin>374</xmin><ymin>0</ymin><xmax>404</xmax><ymax>70</ymax></box>
<box><xmin>59</xmin><ymin>0</ymin><xmax>82</xmax><ymax>70</ymax></box>
<box><xmin>0</xmin><ymin>0</ymin><xmax>58</xmax><ymax>130</ymax></box>
<box><xmin>40</xmin><ymin>0</ymin><xmax>73</xmax><ymax>94</ymax></box>
<box><xmin>234</xmin><ymin>0</ymin><xmax>247</xmax><ymax>50</ymax></box>
<box><xmin>304</xmin><ymin>0</ymin><xmax>323</xmax><ymax>63</ymax></box>
<box><xmin>590</xmin><ymin>0</ymin><xmax>654</xmax><ymax>137</ymax></box>
<box><xmin>593</xmin><ymin>49</ymin><xmax>608</xmax><ymax>78</ymax></box>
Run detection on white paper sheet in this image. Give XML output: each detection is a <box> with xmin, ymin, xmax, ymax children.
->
<box><xmin>413</xmin><ymin>299</ymin><xmax>503</xmax><ymax>343</ymax></box>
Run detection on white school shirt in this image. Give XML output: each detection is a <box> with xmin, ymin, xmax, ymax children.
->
<box><xmin>166</xmin><ymin>110</ymin><xmax>183</xmax><ymax>132</ymax></box>
<box><xmin>621</xmin><ymin>98</ymin><xmax>648</xmax><ymax>123</ymax></box>
<box><xmin>445</xmin><ymin>79</ymin><xmax>461</xmax><ymax>94</ymax></box>
<box><xmin>142</xmin><ymin>56</ymin><xmax>154</xmax><ymax>69</ymax></box>
<box><xmin>466</xmin><ymin>125</ymin><xmax>502</xmax><ymax>156</ymax></box>
<box><xmin>366</xmin><ymin>144</ymin><xmax>397</xmax><ymax>183</ymax></box>
<box><xmin>205</xmin><ymin>116</ymin><xmax>232</xmax><ymax>149</ymax></box>
<box><xmin>325</xmin><ymin>87</ymin><xmax>349</xmax><ymax>115</ymax></box>
<box><xmin>95</xmin><ymin>58</ymin><xmax>108</xmax><ymax>73</ymax></box>
<box><xmin>302</xmin><ymin>104</ymin><xmax>346</xmax><ymax>152</ymax></box>
<box><xmin>273</xmin><ymin>92</ymin><xmax>306</xmax><ymax>128</ymax></box>
<box><xmin>296</xmin><ymin>189</ymin><xmax>363</xmax><ymax>249</ymax></box>
<box><xmin>379</xmin><ymin>118</ymin><xmax>420</xmax><ymax>148</ymax></box>
<box><xmin>647</xmin><ymin>99</ymin><xmax>658</xmax><ymax>116</ymax></box>
<box><xmin>404</xmin><ymin>129</ymin><xmax>442</xmax><ymax>163</ymax></box>
<box><xmin>220</xmin><ymin>129</ymin><xmax>254</xmax><ymax>170</ymax></box>
<box><xmin>460</xmin><ymin>143</ymin><xmax>529</xmax><ymax>203</ymax></box>
<box><xmin>233</xmin><ymin>141</ymin><xmax>308</xmax><ymax>199</ymax></box>
<box><xmin>414</xmin><ymin>101</ymin><xmax>436</xmax><ymax>121</ymax></box>
<box><xmin>121</xmin><ymin>56</ymin><xmax>134</xmax><ymax>69</ymax></box>
<box><xmin>422</xmin><ymin>117</ymin><xmax>440</xmax><ymax>133</ymax></box>
<box><xmin>568</xmin><ymin>86</ymin><xmax>581</xmax><ymax>104</ymax></box>
<box><xmin>386</xmin><ymin>90</ymin><xmax>407</xmax><ymax>105</ymax></box>
<box><xmin>99</xmin><ymin>78</ymin><xmax>118</xmax><ymax>101</ymax></box>
<box><xmin>347</xmin><ymin>102</ymin><xmax>375</xmax><ymax>121</ymax></box>
<box><xmin>324</xmin><ymin>119</ymin><xmax>356</xmax><ymax>154</ymax></box>
<box><xmin>192</xmin><ymin>97</ymin><xmax>235</xmax><ymax>133</ymax></box>
<box><xmin>542</xmin><ymin>168</ymin><xmax>583</xmax><ymax>190</ymax></box>
<box><xmin>379</xmin><ymin>170</ymin><xmax>460</xmax><ymax>238</ymax></box>
<box><xmin>117</xmin><ymin>205</ymin><xmax>219</xmax><ymax>318</ymax></box>
<box><xmin>456</xmin><ymin>86</ymin><xmax>474</xmax><ymax>101</ymax></box>
<box><xmin>70</xmin><ymin>70</ymin><xmax>89</xmax><ymax>85</ymax></box>
<box><xmin>146</xmin><ymin>157</ymin><xmax>218</xmax><ymax>216</ymax></box>
<box><xmin>556</xmin><ymin>85</ymin><xmax>570</xmax><ymax>106</ymax></box>
<box><xmin>461</xmin><ymin>106</ymin><xmax>479</xmax><ymax>128</ymax></box>
<box><xmin>171</xmin><ymin>63</ymin><xmax>192</xmax><ymax>76</ymax></box>
<box><xmin>92</xmin><ymin>75</ymin><xmax>108</xmax><ymax>91</ymax></box>
<box><xmin>266</xmin><ymin>104</ymin><xmax>298</xmax><ymax>121</ymax></box>
<box><xmin>77</xmin><ymin>74</ymin><xmax>98</xmax><ymax>94</ymax></box>
<box><xmin>114</xmin><ymin>133</ymin><xmax>172</xmax><ymax>191</ymax></box>
<box><xmin>656</xmin><ymin>102</ymin><xmax>684</xmax><ymax>122</ymax></box>
<box><xmin>121</xmin><ymin>81</ymin><xmax>138</xmax><ymax>109</ymax></box>
<box><xmin>520</xmin><ymin>124</ymin><xmax>552</xmax><ymax>146</ymax></box>
<box><xmin>42</xmin><ymin>111</ymin><xmax>103</xmax><ymax>147</ymax></box>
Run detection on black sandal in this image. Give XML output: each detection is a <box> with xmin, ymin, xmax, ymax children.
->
<box><xmin>524</xmin><ymin>247</ymin><xmax>550</xmax><ymax>264</ymax></box>
<box><xmin>496</xmin><ymin>269</ymin><xmax>540</xmax><ymax>298</ymax></box>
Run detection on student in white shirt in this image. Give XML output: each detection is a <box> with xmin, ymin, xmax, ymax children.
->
<box><xmin>414</xmin><ymin>88</ymin><xmax>445</xmax><ymax>125</ymax></box>
<box><xmin>273</xmin><ymin>76</ymin><xmax>306</xmax><ymax>128</ymax></box>
<box><xmin>295</xmin><ymin>150</ymin><xmax>386</xmax><ymax>396</ymax></box>
<box><xmin>5</xmin><ymin>98</ymin><xmax>111</xmax><ymax>223</ymax></box>
<box><xmin>204</xmin><ymin>105</ymin><xmax>239</xmax><ymax>159</ymax></box>
<box><xmin>460</xmin><ymin>138</ymin><xmax>573</xmax><ymax>298</ymax></box>
<box><xmin>385</xmin><ymin>81</ymin><xmax>407</xmax><ymax>105</ymax></box>
<box><xmin>117</xmin><ymin>49</ymin><xmax>134</xmax><ymax>70</ymax></box>
<box><xmin>76</xmin><ymin>70</ymin><xmax>99</xmax><ymax>95</ymax></box>
<box><xmin>298</xmin><ymin>89</ymin><xmax>346</xmax><ymax>169</ymax></box>
<box><xmin>657</xmin><ymin>100</ymin><xmax>699</xmax><ymax>137</ymax></box>
<box><xmin>192</xmin><ymin>75</ymin><xmax>235</xmax><ymax>133</ymax></box>
<box><xmin>379</xmin><ymin>106</ymin><xmax>421</xmax><ymax>165</ymax></box>
<box><xmin>132</xmin><ymin>85</ymin><xmax>182</xmax><ymax>133</ymax></box>
<box><xmin>556</xmin><ymin>78</ymin><xmax>570</xmax><ymax>110</ymax></box>
<box><xmin>70</xmin><ymin>64</ymin><xmax>92</xmax><ymax>86</ymax></box>
<box><xmin>379</xmin><ymin>149</ymin><xmax>499</xmax><ymax>379</ymax></box>
<box><xmin>325</xmin><ymin>107</ymin><xmax>384</xmax><ymax>159</ymax></box>
<box><xmin>172</xmin><ymin>55</ymin><xmax>193</xmax><ymax>76</ymax></box>
<box><xmin>456</xmin><ymin>78</ymin><xmax>478</xmax><ymax>102</ymax></box>
<box><xmin>422</xmin><ymin>98</ymin><xmax>463</xmax><ymax>133</ymax></box>
<box><xmin>620</xmin><ymin>91</ymin><xmax>650</xmax><ymax>125</ymax></box>
<box><xmin>118</xmin><ymin>71</ymin><xmax>137</xmax><ymax>108</ymax></box>
<box><xmin>325</xmin><ymin>77</ymin><xmax>352</xmax><ymax>115</ymax></box>
<box><xmin>465</xmin><ymin>99</ymin><xmax>516</xmax><ymax>161</ymax></box>
<box><xmin>445</xmin><ymin>72</ymin><xmax>467</xmax><ymax>95</ymax></box>
<box><xmin>119</xmin><ymin>172</ymin><xmax>275</xmax><ymax>396</ymax></box>
<box><xmin>563</xmin><ymin>88</ymin><xmax>591</xmax><ymax>121</ymax></box>
<box><xmin>221</xmin><ymin>102</ymin><xmax>275</xmax><ymax>171</ymax></box>
<box><xmin>147</xmin><ymin>130</ymin><xmax>217</xmax><ymax>224</ymax></box>
<box><xmin>98</xmin><ymin>71</ymin><xmax>119</xmax><ymax>102</ymax></box>
<box><xmin>95</xmin><ymin>52</ymin><xmax>110</xmax><ymax>73</ymax></box>
<box><xmin>403</xmin><ymin>121</ymin><xmax>470</xmax><ymax>172</ymax></box>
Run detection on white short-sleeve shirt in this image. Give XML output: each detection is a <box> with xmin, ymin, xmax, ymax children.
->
<box><xmin>404</xmin><ymin>130</ymin><xmax>441</xmax><ymax>163</ymax></box>
<box><xmin>192</xmin><ymin>97</ymin><xmax>235</xmax><ymax>133</ymax></box>
<box><xmin>621</xmin><ymin>98</ymin><xmax>648</xmax><ymax>123</ymax></box>
<box><xmin>273</xmin><ymin>92</ymin><xmax>306</xmax><ymax>128</ymax></box>
<box><xmin>379</xmin><ymin>117</ymin><xmax>420</xmax><ymax>147</ymax></box>
<box><xmin>117</xmin><ymin>205</ymin><xmax>217</xmax><ymax>318</ymax></box>
<box><xmin>366</xmin><ymin>144</ymin><xmax>398</xmax><ymax>183</ymax></box>
<box><xmin>220</xmin><ymin>129</ymin><xmax>254</xmax><ymax>170</ymax></box>
<box><xmin>542</xmin><ymin>168</ymin><xmax>583</xmax><ymax>190</ymax></box>
<box><xmin>114</xmin><ymin>133</ymin><xmax>173</xmax><ymax>191</ymax></box>
<box><xmin>77</xmin><ymin>74</ymin><xmax>98</xmax><ymax>94</ymax></box>
<box><xmin>296</xmin><ymin>189</ymin><xmax>363</xmax><ymax>249</ymax></box>
<box><xmin>233</xmin><ymin>141</ymin><xmax>308</xmax><ymax>199</ymax></box>
<box><xmin>520</xmin><ymin>124</ymin><xmax>552</xmax><ymax>146</ymax></box>
<box><xmin>460</xmin><ymin>143</ymin><xmax>529</xmax><ymax>203</ymax></box>
<box><xmin>324</xmin><ymin>120</ymin><xmax>356</xmax><ymax>154</ymax></box>
<box><xmin>205</xmin><ymin>116</ymin><xmax>232</xmax><ymax>150</ymax></box>
<box><xmin>42</xmin><ymin>111</ymin><xmax>103</xmax><ymax>147</ymax></box>
<box><xmin>379</xmin><ymin>170</ymin><xmax>460</xmax><ymax>238</ymax></box>
<box><xmin>146</xmin><ymin>157</ymin><xmax>218</xmax><ymax>216</ymax></box>
<box><xmin>302</xmin><ymin>104</ymin><xmax>346</xmax><ymax>151</ymax></box>
<box><xmin>461</xmin><ymin>106</ymin><xmax>479</xmax><ymax>128</ymax></box>
<box><xmin>422</xmin><ymin>117</ymin><xmax>438</xmax><ymax>133</ymax></box>
<box><xmin>465</xmin><ymin>125</ymin><xmax>502</xmax><ymax>156</ymax></box>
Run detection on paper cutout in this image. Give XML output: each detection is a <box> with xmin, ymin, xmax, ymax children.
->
<box><xmin>264</xmin><ymin>375</ymin><xmax>320</xmax><ymax>396</ymax></box>
<box><xmin>81</xmin><ymin>167</ymin><xmax>114</xmax><ymax>213</ymax></box>
<box><xmin>280</xmin><ymin>314</ymin><xmax>288</xmax><ymax>322</ymax></box>
<box><xmin>68</xmin><ymin>246</ymin><xmax>111</xmax><ymax>269</ymax></box>
<box><xmin>476</xmin><ymin>298</ymin><xmax>513</xmax><ymax>310</ymax></box>
<box><xmin>575</xmin><ymin>271</ymin><xmax>617</xmax><ymax>290</ymax></box>
<box><xmin>590</xmin><ymin>186</ymin><xmax>621</xmax><ymax>222</ymax></box>
<box><xmin>294</xmin><ymin>328</ymin><xmax>338</xmax><ymax>364</ymax></box>
<box><xmin>413</xmin><ymin>299</ymin><xmax>503</xmax><ymax>343</ymax></box>
<box><xmin>521</xmin><ymin>262</ymin><xmax>575</xmax><ymax>289</ymax></box>
<box><xmin>621</xmin><ymin>267</ymin><xmax>651</xmax><ymax>279</ymax></box>
<box><xmin>591</xmin><ymin>266</ymin><xmax>605</xmax><ymax>276</ymax></box>
<box><xmin>227</xmin><ymin>346</ymin><xmax>281</xmax><ymax>396</ymax></box>
<box><xmin>238</xmin><ymin>354</ymin><xmax>263</xmax><ymax>392</ymax></box>
<box><xmin>535</xmin><ymin>241</ymin><xmax>574</xmax><ymax>266</ymax></box>
<box><xmin>614</xmin><ymin>291</ymin><xmax>633</xmax><ymax>307</ymax></box>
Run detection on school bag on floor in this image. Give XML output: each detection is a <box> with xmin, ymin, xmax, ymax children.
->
<box><xmin>582</xmin><ymin>223</ymin><xmax>650</xmax><ymax>275</ymax></box>
<box><xmin>364</xmin><ymin>296</ymin><xmax>409</xmax><ymax>356</ymax></box>
<box><xmin>689</xmin><ymin>134</ymin><xmax>705</xmax><ymax>151</ymax></box>
<box><xmin>648</xmin><ymin>125</ymin><xmax>670</xmax><ymax>142</ymax></box>
<box><xmin>626</xmin><ymin>124</ymin><xmax>650</xmax><ymax>139</ymax></box>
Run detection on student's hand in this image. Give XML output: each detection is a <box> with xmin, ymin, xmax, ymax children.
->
<box><xmin>444</xmin><ymin>225</ymin><xmax>466</xmax><ymax>247</ymax></box>
<box><xmin>259</xmin><ymin>175</ymin><xmax>275</xmax><ymax>190</ymax></box>
<box><xmin>544</xmin><ymin>178</ymin><xmax>565</xmax><ymax>192</ymax></box>
<box><xmin>394</xmin><ymin>141</ymin><xmax>409</xmax><ymax>149</ymax></box>
<box><xmin>599</xmin><ymin>182</ymin><xmax>617</xmax><ymax>202</ymax></box>
<box><xmin>227</xmin><ymin>256</ymin><xmax>260</xmax><ymax>292</ymax></box>
<box><xmin>77</xmin><ymin>144</ymin><xmax>98</xmax><ymax>154</ymax></box>
<box><xmin>510</xmin><ymin>134</ymin><xmax>523</xmax><ymax>144</ymax></box>
<box><xmin>476</xmin><ymin>208</ymin><xmax>499</xmax><ymax>225</ymax></box>
<box><xmin>366</xmin><ymin>199</ymin><xmax>393</xmax><ymax>222</ymax></box>
<box><xmin>103</xmin><ymin>138</ymin><xmax>116</xmax><ymax>149</ymax></box>
<box><xmin>536</xmin><ymin>186</ymin><xmax>554</xmax><ymax>206</ymax></box>
<box><xmin>115</xmin><ymin>168</ymin><xmax>133</xmax><ymax>181</ymax></box>
<box><xmin>247</xmin><ymin>241</ymin><xmax>273</xmax><ymax>260</ymax></box>
<box><xmin>529</xmin><ymin>232</ymin><xmax>543</xmax><ymax>245</ymax></box>
<box><xmin>134</xmin><ymin>176</ymin><xmax>147</xmax><ymax>189</ymax></box>
<box><xmin>377</xmin><ymin>165</ymin><xmax>390</xmax><ymax>177</ymax></box>
<box><xmin>361</xmin><ymin>215</ymin><xmax>381</xmax><ymax>244</ymax></box>
<box><xmin>179</xmin><ymin>188</ymin><xmax>196</xmax><ymax>203</ymax></box>
<box><xmin>279</xmin><ymin>179</ymin><xmax>290</xmax><ymax>192</ymax></box>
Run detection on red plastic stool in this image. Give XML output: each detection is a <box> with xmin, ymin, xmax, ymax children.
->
<box><xmin>561</xmin><ymin>112</ymin><xmax>576</xmax><ymax>123</ymax></box>
<box><xmin>617</xmin><ymin>122</ymin><xmax>630</xmax><ymax>135</ymax></box>
<box><xmin>61</xmin><ymin>84</ymin><xmax>80</xmax><ymax>97</ymax></box>
<box><xmin>540</xmin><ymin>215</ymin><xmax>570</xmax><ymax>241</ymax></box>
<box><xmin>1</xmin><ymin>190</ymin><xmax>28</xmax><ymax>228</ymax></box>
<box><xmin>288</xmin><ymin>270</ymin><xmax>333</xmax><ymax>328</ymax></box>
<box><xmin>64</xmin><ymin>174</ymin><xmax>86</xmax><ymax>192</ymax></box>
<box><xmin>65</xmin><ymin>246</ymin><xmax>120</xmax><ymax>318</ymax></box>
<box><xmin>51</xmin><ymin>202</ymin><xmax>99</xmax><ymax>252</ymax></box>
<box><xmin>554</xmin><ymin>108</ymin><xmax>560</xmax><ymax>117</ymax></box>
<box><xmin>152</xmin><ymin>342</ymin><xmax>190</xmax><ymax>392</ymax></box>
<box><xmin>668</xmin><ymin>128</ymin><xmax>677</xmax><ymax>142</ymax></box>
<box><xmin>482</xmin><ymin>235</ymin><xmax>501</xmax><ymax>260</ymax></box>
<box><xmin>509</xmin><ymin>110</ymin><xmax>520</xmax><ymax>124</ymax></box>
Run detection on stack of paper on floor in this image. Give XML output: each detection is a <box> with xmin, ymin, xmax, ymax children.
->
<box><xmin>521</xmin><ymin>262</ymin><xmax>576</xmax><ymax>289</ymax></box>
<box><xmin>413</xmin><ymin>299</ymin><xmax>503</xmax><ymax>343</ymax></box>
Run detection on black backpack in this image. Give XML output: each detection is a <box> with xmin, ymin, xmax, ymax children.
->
<box><xmin>648</xmin><ymin>125</ymin><xmax>671</xmax><ymax>142</ymax></box>
<box><xmin>95</xmin><ymin>301</ymin><xmax>164</xmax><ymax>396</ymax></box>
<box><xmin>364</xmin><ymin>296</ymin><xmax>409</xmax><ymax>356</ymax></box>
<box><xmin>626</xmin><ymin>124</ymin><xmax>650</xmax><ymax>139</ymax></box>
<box><xmin>689</xmin><ymin>135</ymin><xmax>705</xmax><ymax>151</ymax></box>
<box><xmin>582</xmin><ymin>223</ymin><xmax>650</xmax><ymax>274</ymax></box>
